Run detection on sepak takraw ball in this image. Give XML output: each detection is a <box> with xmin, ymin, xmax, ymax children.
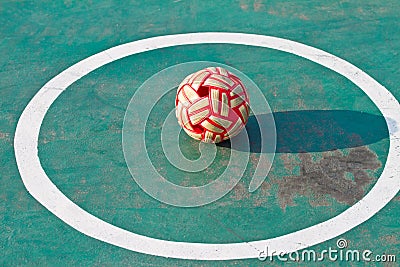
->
<box><xmin>175</xmin><ymin>67</ymin><xmax>250</xmax><ymax>143</ymax></box>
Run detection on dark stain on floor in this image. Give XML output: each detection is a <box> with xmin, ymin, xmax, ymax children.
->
<box><xmin>276</xmin><ymin>147</ymin><xmax>381</xmax><ymax>210</ymax></box>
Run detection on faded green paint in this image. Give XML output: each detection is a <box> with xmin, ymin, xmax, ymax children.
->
<box><xmin>1</xmin><ymin>1</ymin><xmax>399</xmax><ymax>266</ymax></box>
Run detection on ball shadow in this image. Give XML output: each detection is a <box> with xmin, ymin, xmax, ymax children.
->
<box><xmin>218</xmin><ymin>110</ymin><xmax>390</xmax><ymax>153</ymax></box>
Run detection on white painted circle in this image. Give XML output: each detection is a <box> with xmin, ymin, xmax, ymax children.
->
<box><xmin>14</xmin><ymin>33</ymin><xmax>400</xmax><ymax>260</ymax></box>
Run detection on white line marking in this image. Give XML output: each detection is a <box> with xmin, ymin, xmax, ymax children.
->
<box><xmin>14</xmin><ymin>33</ymin><xmax>400</xmax><ymax>260</ymax></box>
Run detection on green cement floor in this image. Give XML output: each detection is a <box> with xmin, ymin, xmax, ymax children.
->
<box><xmin>1</xmin><ymin>1</ymin><xmax>399</xmax><ymax>266</ymax></box>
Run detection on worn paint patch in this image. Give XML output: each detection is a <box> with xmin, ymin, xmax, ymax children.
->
<box><xmin>252</xmin><ymin>181</ymin><xmax>272</xmax><ymax>207</ymax></box>
<box><xmin>276</xmin><ymin>147</ymin><xmax>381</xmax><ymax>210</ymax></box>
<box><xmin>230</xmin><ymin>182</ymin><xmax>249</xmax><ymax>201</ymax></box>
<box><xmin>380</xmin><ymin>235</ymin><xmax>399</xmax><ymax>245</ymax></box>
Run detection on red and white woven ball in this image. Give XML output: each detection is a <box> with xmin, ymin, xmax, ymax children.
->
<box><xmin>175</xmin><ymin>67</ymin><xmax>250</xmax><ymax>143</ymax></box>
